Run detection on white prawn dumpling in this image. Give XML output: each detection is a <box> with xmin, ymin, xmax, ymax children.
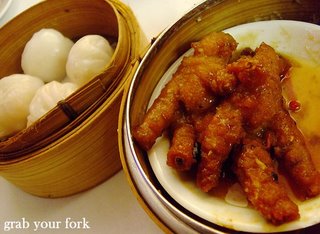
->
<box><xmin>21</xmin><ymin>28</ymin><xmax>74</xmax><ymax>82</ymax></box>
<box><xmin>66</xmin><ymin>35</ymin><xmax>114</xmax><ymax>86</ymax></box>
<box><xmin>27</xmin><ymin>81</ymin><xmax>78</xmax><ymax>126</ymax></box>
<box><xmin>0</xmin><ymin>74</ymin><xmax>44</xmax><ymax>138</ymax></box>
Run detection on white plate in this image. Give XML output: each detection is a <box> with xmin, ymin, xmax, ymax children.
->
<box><xmin>0</xmin><ymin>0</ymin><xmax>12</xmax><ymax>19</ymax></box>
<box><xmin>148</xmin><ymin>20</ymin><xmax>320</xmax><ymax>233</ymax></box>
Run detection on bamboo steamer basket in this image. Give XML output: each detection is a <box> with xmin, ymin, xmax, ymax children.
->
<box><xmin>119</xmin><ymin>0</ymin><xmax>320</xmax><ymax>233</ymax></box>
<box><xmin>0</xmin><ymin>0</ymin><xmax>147</xmax><ymax>197</ymax></box>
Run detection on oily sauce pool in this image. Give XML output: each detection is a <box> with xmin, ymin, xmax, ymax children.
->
<box><xmin>282</xmin><ymin>56</ymin><xmax>320</xmax><ymax>172</ymax></box>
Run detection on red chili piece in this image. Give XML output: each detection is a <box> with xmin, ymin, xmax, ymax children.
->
<box><xmin>288</xmin><ymin>100</ymin><xmax>301</xmax><ymax>112</ymax></box>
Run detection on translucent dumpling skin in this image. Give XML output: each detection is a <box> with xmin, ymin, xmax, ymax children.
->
<box><xmin>66</xmin><ymin>35</ymin><xmax>114</xmax><ymax>86</ymax></box>
<box><xmin>21</xmin><ymin>28</ymin><xmax>74</xmax><ymax>82</ymax></box>
<box><xmin>0</xmin><ymin>74</ymin><xmax>44</xmax><ymax>138</ymax></box>
<box><xmin>27</xmin><ymin>81</ymin><xmax>78</xmax><ymax>126</ymax></box>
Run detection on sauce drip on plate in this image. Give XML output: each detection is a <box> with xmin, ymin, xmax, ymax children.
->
<box><xmin>282</xmin><ymin>57</ymin><xmax>320</xmax><ymax>171</ymax></box>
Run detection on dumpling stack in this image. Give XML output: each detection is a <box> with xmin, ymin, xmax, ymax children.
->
<box><xmin>0</xmin><ymin>28</ymin><xmax>114</xmax><ymax>139</ymax></box>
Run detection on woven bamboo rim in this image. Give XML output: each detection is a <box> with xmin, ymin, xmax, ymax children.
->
<box><xmin>119</xmin><ymin>0</ymin><xmax>320</xmax><ymax>232</ymax></box>
<box><xmin>0</xmin><ymin>0</ymin><xmax>147</xmax><ymax>197</ymax></box>
<box><xmin>0</xmin><ymin>0</ymin><xmax>146</xmax><ymax>160</ymax></box>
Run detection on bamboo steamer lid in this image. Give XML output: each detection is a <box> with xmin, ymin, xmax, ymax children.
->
<box><xmin>119</xmin><ymin>0</ymin><xmax>320</xmax><ymax>233</ymax></box>
<box><xmin>0</xmin><ymin>0</ymin><xmax>148</xmax><ymax>198</ymax></box>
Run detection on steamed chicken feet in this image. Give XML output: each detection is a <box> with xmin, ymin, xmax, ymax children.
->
<box><xmin>132</xmin><ymin>78</ymin><xmax>180</xmax><ymax>151</ymax></box>
<box><xmin>228</xmin><ymin>43</ymin><xmax>320</xmax><ymax>198</ymax></box>
<box><xmin>227</xmin><ymin>43</ymin><xmax>285</xmax><ymax>131</ymax></box>
<box><xmin>132</xmin><ymin>31</ymin><xmax>320</xmax><ymax>225</ymax></box>
<box><xmin>233</xmin><ymin>137</ymin><xmax>300</xmax><ymax>225</ymax></box>
<box><xmin>272</xmin><ymin>110</ymin><xmax>320</xmax><ymax>198</ymax></box>
<box><xmin>167</xmin><ymin>110</ymin><xmax>197</xmax><ymax>171</ymax></box>
<box><xmin>133</xmin><ymin>32</ymin><xmax>237</xmax><ymax>150</ymax></box>
<box><xmin>196</xmin><ymin>102</ymin><xmax>244</xmax><ymax>192</ymax></box>
<box><xmin>195</xmin><ymin>43</ymin><xmax>286</xmax><ymax>192</ymax></box>
<box><xmin>184</xmin><ymin>31</ymin><xmax>238</xmax><ymax>96</ymax></box>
